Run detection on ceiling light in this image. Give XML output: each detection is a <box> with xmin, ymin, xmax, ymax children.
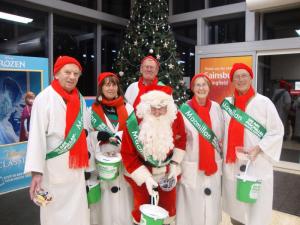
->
<box><xmin>0</xmin><ymin>12</ymin><xmax>33</xmax><ymax>24</ymax></box>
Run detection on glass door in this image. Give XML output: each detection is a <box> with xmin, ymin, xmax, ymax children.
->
<box><xmin>257</xmin><ymin>50</ymin><xmax>300</xmax><ymax>173</ymax></box>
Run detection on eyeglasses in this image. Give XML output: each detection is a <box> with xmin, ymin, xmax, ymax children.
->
<box><xmin>233</xmin><ymin>74</ymin><xmax>250</xmax><ymax>81</ymax></box>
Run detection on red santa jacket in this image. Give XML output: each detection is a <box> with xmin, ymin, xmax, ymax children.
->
<box><xmin>121</xmin><ymin>111</ymin><xmax>186</xmax><ymax>185</ymax></box>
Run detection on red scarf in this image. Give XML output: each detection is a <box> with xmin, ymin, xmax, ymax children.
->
<box><xmin>226</xmin><ymin>86</ymin><xmax>255</xmax><ymax>163</ymax></box>
<box><xmin>92</xmin><ymin>96</ymin><xmax>128</xmax><ymax>131</ymax></box>
<box><xmin>133</xmin><ymin>76</ymin><xmax>159</xmax><ymax>108</ymax></box>
<box><xmin>51</xmin><ymin>79</ymin><xmax>89</xmax><ymax>168</ymax></box>
<box><xmin>190</xmin><ymin>97</ymin><xmax>217</xmax><ymax>176</ymax></box>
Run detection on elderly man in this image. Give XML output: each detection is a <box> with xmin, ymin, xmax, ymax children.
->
<box><xmin>221</xmin><ymin>63</ymin><xmax>284</xmax><ymax>225</ymax></box>
<box><xmin>24</xmin><ymin>56</ymin><xmax>90</xmax><ymax>225</ymax></box>
<box><xmin>121</xmin><ymin>86</ymin><xmax>186</xmax><ymax>225</ymax></box>
<box><xmin>125</xmin><ymin>55</ymin><xmax>163</xmax><ymax>108</ymax></box>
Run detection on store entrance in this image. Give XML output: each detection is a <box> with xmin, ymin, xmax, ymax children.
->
<box><xmin>257</xmin><ymin>52</ymin><xmax>300</xmax><ymax>168</ymax></box>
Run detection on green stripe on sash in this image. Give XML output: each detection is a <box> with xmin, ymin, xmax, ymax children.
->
<box><xmin>179</xmin><ymin>103</ymin><xmax>222</xmax><ymax>157</ymax></box>
<box><xmin>46</xmin><ymin>95</ymin><xmax>85</xmax><ymax>160</ymax></box>
<box><xmin>221</xmin><ymin>99</ymin><xmax>266</xmax><ymax>139</ymax></box>
<box><xmin>126</xmin><ymin>112</ymin><xmax>170</xmax><ymax>167</ymax></box>
<box><xmin>91</xmin><ymin>109</ymin><xmax>114</xmax><ymax>135</ymax></box>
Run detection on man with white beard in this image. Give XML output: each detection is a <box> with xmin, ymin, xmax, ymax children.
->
<box><xmin>121</xmin><ymin>86</ymin><xmax>186</xmax><ymax>225</ymax></box>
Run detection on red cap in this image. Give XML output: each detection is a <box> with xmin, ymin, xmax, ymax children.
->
<box><xmin>190</xmin><ymin>73</ymin><xmax>212</xmax><ymax>90</ymax></box>
<box><xmin>141</xmin><ymin>55</ymin><xmax>160</xmax><ymax>68</ymax></box>
<box><xmin>229</xmin><ymin>63</ymin><xmax>253</xmax><ymax>81</ymax></box>
<box><xmin>97</xmin><ymin>72</ymin><xmax>118</xmax><ymax>86</ymax></box>
<box><xmin>53</xmin><ymin>56</ymin><xmax>82</xmax><ymax>75</ymax></box>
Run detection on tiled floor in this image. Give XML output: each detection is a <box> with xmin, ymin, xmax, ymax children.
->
<box><xmin>0</xmin><ymin>171</ymin><xmax>299</xmax><ymax>225</ymax></box>
<box><xmin>220</xmin><ymin>211</ymin><xmax>300</xmax><ymax>225</ymax></box>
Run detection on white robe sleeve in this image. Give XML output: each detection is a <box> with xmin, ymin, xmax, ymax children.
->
<box><xmin>258</xmin><ymin>99</ymin><xmax>284</xmax><ymax>161</ymax></box>
<box><xmin>24</xmin><ymin>94</ymin><xmax>49</xmax><ymax>174</ymax></box>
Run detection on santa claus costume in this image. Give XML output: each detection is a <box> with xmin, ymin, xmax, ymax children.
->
<box><xmin>176</xmin><ymin>73</ymin><xmax>224</xmax><ymax>225</ymax></box>
<box><xmin>87</xmin><ymin>72</ymin><xmax>134</xmax><ymax>225</ymax></box>
<box><xmin>121</xmin><ymin>87</ymin><xmax>186</xmax><ymax>224</ymax></box>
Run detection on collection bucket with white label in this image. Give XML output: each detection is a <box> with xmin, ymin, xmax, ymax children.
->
<box><xmin>95</xmin><ymin>153</ymin><xmax>121</xmax><ymax>181</ymax></box>
<box><xmin>139</xmin><ymin>204</ymin><xmax>169</xmax><ymax>225</ymax></box>
<box><xmin>236</xmin><ymin>174</ymin><xmax>261</xmax><ymax>203</ymax></box>
<box><xmin>87</xmin><ymin>179</ymin><xmax>101</xmax><ymax>205</ymax></box>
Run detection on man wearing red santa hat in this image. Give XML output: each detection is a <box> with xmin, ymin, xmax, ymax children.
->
<box><xmin>24</xmin><ymin>56</ymin><xmax>90</xmax><ymax>225</ymax></box>
<box><xmin>121</xmin><ymin>86</ymin><xmax>186</xmax><ymax>225</ymax></box>
<box><xmin>125</xmin><ymin>55</ymin><xmax>164</xmax><ymax>108</ymax></box>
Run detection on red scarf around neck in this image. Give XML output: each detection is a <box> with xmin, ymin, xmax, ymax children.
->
<box><xmin>190</xmin><ymin>97</ymin><xmax>217</xmax><ymax>176</ymax></box>
<box><xmin>92</xmin><ymin>96</ymin><xmax>128</xmax><ymax>131</ymax></box>
<box><xmin>133</xmin><ymin>76</ymin><xmax>159</xmax><ymax>108</ymax></box>
<box><xmin>51</xmin><ymin>79</ymin><xmax>89</xmax><ymax>168</ymax></box>
<box><xmin>226</xmin><ymin>86</ymin><xmax>255</xmax><ymax>163</ymax></box>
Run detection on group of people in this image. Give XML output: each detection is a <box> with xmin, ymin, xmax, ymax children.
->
<box><xmin>24</xmin><ymin>55</ymin><xmax>284</xmax><ymax>225</ymax></box>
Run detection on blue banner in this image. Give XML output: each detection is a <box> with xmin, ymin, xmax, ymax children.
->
<box><xmin>0</xmin><ymin>54</ymin><xmax>48</xmax><ymax>194</ymax></box>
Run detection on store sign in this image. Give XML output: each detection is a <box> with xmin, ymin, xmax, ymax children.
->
<box><xmin>200</xmin><ymin>55</ymin><xmax>253</xmax><ymax>103</ymax></box>
<box><xmin>0</xmin><ymin>54</ymin><xmax>48</xmax><ymax>194</ymax></box>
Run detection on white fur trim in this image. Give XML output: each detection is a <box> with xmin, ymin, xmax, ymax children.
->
<box><xmin>130</xmin><ymin>165</ymin><xmax>152</xmax><ymax>186</ymax></box>
<box><xmin>171</xmin><ymin>148</ymin><xmax>185</xmax><ymax>164</ymax></box>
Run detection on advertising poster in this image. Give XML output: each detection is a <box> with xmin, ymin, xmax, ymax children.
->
<box><xmin>200</xmin><ymin>55</ymin><xmax>253</xmax><ymax>103</ymax></box>
<box><xmin>0</xmin><ymin>54</ymin><xmax>48</xmax><ymax>194</ymax></box>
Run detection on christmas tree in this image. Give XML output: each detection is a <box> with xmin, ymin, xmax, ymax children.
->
<box><xmin>113</xmin><ymin>0</ymin><xmax>189</xmax><ymax>105</ymax></box>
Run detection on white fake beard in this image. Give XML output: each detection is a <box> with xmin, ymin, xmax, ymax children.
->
<box><xmin>138</xmin><ymin>113</ymin><xmax>175</xmax><ymax>162</ymax></box>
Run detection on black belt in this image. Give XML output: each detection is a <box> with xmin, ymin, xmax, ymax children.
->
<box><xmin>138</xmin><ymin>151</ymin><xmax>173</xmax><ymax>168</ymax></box>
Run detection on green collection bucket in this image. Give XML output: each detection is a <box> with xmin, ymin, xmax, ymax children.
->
<box><xmin>139</xmin><ymin>204</ymin><xmax>169</xmax><ymax>225</ymax></box>
<box><xmin>95</xmin><ymin>153</ymin><xmax>121</xmax><ymax>181</ymax></box>
<box><xmin>236</xmin><ymin>174</ymin><xmax>261</xmax><ymax>203</ymax></box>
<box><xmin>87</xmin><ymin>180</ymin><xmax>101</xmax><ymax>205</ymax></box>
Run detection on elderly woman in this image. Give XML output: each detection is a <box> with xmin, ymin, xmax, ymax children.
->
<box><xmin>222</xmin><ymin>63</ymin><xmax>284</xmax><ymax>225</ymax></box>
<box><xmin>177</xmin><ymin>73</ymin><xmax>224</xmax><ymax>225</ymax></box>
<box><xmin>87</xmin><ymin>72</ymin><xmax>134</xmax><ymax>225</ymax></box>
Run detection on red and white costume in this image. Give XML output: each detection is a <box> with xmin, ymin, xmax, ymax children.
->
<box><xmin>121</xmin><ymin>89</ymin><xmax>186</xmax><ymax>224</ymax></box>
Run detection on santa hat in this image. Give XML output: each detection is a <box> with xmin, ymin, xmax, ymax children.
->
<box><xmin>190</xmin><ymin>73</ymin><xmax>212</xmax><ymax>90</ymax></box>
<box><xmin>136</xmin><ymin>86</ymin><xmax>177</xmax><ymax>120</ymax></box>
<box><xmin>229</xmin><ymin>63</ymin><xmax>253</xmax><ymax>81</ymax></box>
<box><xmin>53</xmin><ymin>56</ymin><xmax>82</xmax><ymax>75</ymax></box>
<box><xmin>140</xmin><ymin>86</ymin><xmax>173</xmax><ymax>108</ymax></box>
<box><xmin>97</xmin><ymin>72</ymin><xmax>118</xmax><ymax>86</ymax></box>
<box><xmin>141</xmin><ymin>55</ymin><xmax>160</xmax><ymax>68</ymax></box>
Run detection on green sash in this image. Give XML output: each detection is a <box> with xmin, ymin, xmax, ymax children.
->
<box><xmin>179</xmin><ymin>103</ymin><xmax>222</xmax><ymax>156</ymax></box>
<box><xmin>46</xmin><ymin>95</ymin><xmax>84</xmax><ymax>160</ymax></box>
<box><xmin>221</xmin><ymin>99</ymin><xmax>266</xmax><ymax>139</ymax></box>
<box><xmin>126</xmin><ymin>112</ymin><xmax>171</xmax><ymax>167</ymax></box>
<box><xmin>91</xmin><ymin>109</ymin><xmax>114</xmax><ymax>135</ymax></box>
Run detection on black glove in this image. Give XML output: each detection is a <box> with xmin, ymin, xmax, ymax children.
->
<box><xmin>97</xmin><ymin>131</ymin><xmax>111</xmax><ymax>142</ymax></box>
<box><xmin>84</xmin><ymin>129</ymin><xmax>88</xmax><ymax>137</ymax></box>
<box><xmin>84</xmin><ymin>172</ymin><xmax>91</xmax><ymax>180</ymax></box>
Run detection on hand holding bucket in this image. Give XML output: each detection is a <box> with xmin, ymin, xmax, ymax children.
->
<box><xmin>236</xmin><ymin>160</ymin><xmax>262</xmax><ymax>203</ymax></box>
<box><xmin>140</xmin><ymin>189</ymin><xmax>169</xmax><ymax>225</ymax></box>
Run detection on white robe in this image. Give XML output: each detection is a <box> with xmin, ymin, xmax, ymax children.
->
<box><xmin>176</xmin><ymin>101</ymin><xmax>224</xmax><ymax>225</ymax></box>
<box><xmin>222</xmin><ymin>94</ymin><xmax>284</xmax><ymax>225</ymax></box>
<box><xmin>124</xmin><ymin>82</ymin><xmax>139</xmax><ymax>105</ymax></box>
<box><xmin>88</xmin><ymin>103</ymin><xmax>134</xmax><ymax>225</ymax></box>
<box><xmin>24</xmin><ymin>86</ymin><xmax>89</xmax><ymax>225</ymax></box>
